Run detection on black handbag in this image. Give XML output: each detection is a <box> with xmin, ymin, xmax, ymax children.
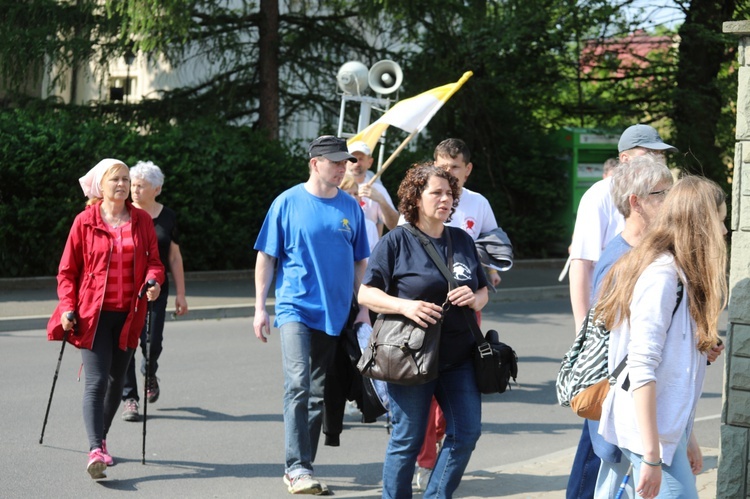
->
<box><xmin>405</xmin><ymin>224</ymin><xmax>518</xmax><ymax>394</ymax></box>
<box><xmin>465</xmin><ymin>310</ymin><xmax>518</xmax><ymax>394</ymax></box>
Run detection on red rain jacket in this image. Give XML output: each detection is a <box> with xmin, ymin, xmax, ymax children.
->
<box><xmin>47</xmin><ymin>200</ymin><xmax>165</xmax><ymax>350</ymax></box>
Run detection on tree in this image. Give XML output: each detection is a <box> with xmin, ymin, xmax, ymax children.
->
<box><xmin>671</xmin><ymin>0</ymin><xmax>744</xmax><ymax>190</ymax></box>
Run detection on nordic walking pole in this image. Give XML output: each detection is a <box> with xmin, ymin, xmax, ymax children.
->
<box><xmin>40</xmin><ymin>311</ymin><xmax>76</xmax><ymax>444</ymax></box>
<box><xmin>614</xmin><ymin>463</ymin><xmax>634</xmax><ymax>499</ymax></box>
<box><xmin>139</xmin><ymin>279</ymin><xmax>156</xmax><ymax>464</ymax></box>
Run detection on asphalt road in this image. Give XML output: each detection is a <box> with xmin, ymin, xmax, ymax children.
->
<box><xmin>1</xmin><ymin>298</ymin><xmax>725</xmax><ymax>498</ymax></box>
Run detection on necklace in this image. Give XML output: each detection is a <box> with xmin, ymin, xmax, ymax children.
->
<box><xmin>101</xmin><ymin>207</ymin><xmax>130</xmax><ymax>227</ymax></box>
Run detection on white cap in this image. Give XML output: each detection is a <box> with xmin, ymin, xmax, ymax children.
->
<box><xmin>348</xmin><ymin>141</ymin><xmax>371</xmax><ymax>156</ymax></box>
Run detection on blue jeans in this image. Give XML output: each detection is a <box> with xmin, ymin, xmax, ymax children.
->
<box><xmin>620</xmin><ymin>433</ymin><xmax>697</xmax><ymax>499</ymax></box>
<box><xmin>567</xmin><ymin>420</ymin><xmax>601</xmax><ymax>499</ymax></box>
<box><xmin>382</xmin><ymin>360</ymin><xmax>481</xmax><ymax>499</ymax></box>
<box><xmin>279</xmin><ymin>322</ymin><xmax>338</xmax><ymax>478</ymax></box>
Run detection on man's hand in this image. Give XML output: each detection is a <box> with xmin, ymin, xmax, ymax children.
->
<box><xmin>488</xmin><ymin>269</ymin><xmax>501</xmax><ymax>287</ymax></box>
<box><xmin>253</xmin><ymin>308</ymin><xmax>271</xmax><ymax>343</ymax></box>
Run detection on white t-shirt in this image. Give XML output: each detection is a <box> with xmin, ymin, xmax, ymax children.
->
<box><xmin>364</xmin><ymin>218</ymin><xmax>379</xmax><ymax>252</ymax></box>
<box><xmin>397</xmin><ymin>187</ymin><xmax>498</xmax><ymax>242</ymax></box>
<box><xmin>358</xmin><ymin>181</ymin><xmax>395</xmax><ymax>227</ymax></box>
<box><xmin>569</xmin><ymin>177</ymin><xmax>624</xmax><ymax>262</ymax></box>
<box><xmin>446</xmin><ymin>187</ymin><xmax>498</xmax><ymax>241</ymax></box>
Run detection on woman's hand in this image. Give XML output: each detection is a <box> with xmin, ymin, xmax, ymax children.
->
<box><xmin>61</xmin><ymin>311</ymin><xmax>76</xmax><ymax>332</ymax></box>
<box><xmin>687</xmin><ymin>433</ymin><xmax>703</xmax><ymax>474</ymax></box>
<box><xmin>447</xmin><ymin>285</ymin><xmax>478</xmax><ymax>309</ymax></box>
<box><xmin>636</xmin><ymin>462</ymin><xmax>662</xmax><ymax>499</ymax></box>
<box><xmin>174</xmin><ymin>294</ymin><xmax>188</xmax><ymax>316</ymax></box>
<box><xmin>401</xmin><ymin>299</ymin><xmax>443</xmax><ymax>328</ymax></box>
<box><xmin>707</xmin><ymin>340</ymin><xmax>724</xmax><ymax>363</ymax></box>
<box><xmin>146</xmin><ymin>281</ymin><xmax>161</xmax><ymax>301</ymax></box>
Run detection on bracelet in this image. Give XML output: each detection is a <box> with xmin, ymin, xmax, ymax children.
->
<box><xmin>641</xmin><ymin>457</ymin><xmax>663</xmax><ymax>467</ymax></box>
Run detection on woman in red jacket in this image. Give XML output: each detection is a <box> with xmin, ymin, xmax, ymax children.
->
<box><xmin>47</xmin><ymin>158</ymin><xmax>164</xmax><ymax>479</ymax></box>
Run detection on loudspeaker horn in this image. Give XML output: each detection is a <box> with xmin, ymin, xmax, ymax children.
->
<box><xmin>337</xmin><ymin>61</ymin><xmax>369</xmax><ymax>95</ymax></box>
<box><xmin>368</xmin><ymin>60</ymin><xmax>402</xmax><ymax>95</ymax></box>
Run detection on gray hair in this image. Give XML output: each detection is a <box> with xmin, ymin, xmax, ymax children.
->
<box><xmin>610</xmin><ymin>155</ymin><xmax>673</xmax><ymax>218</ymax></box>
<box><xmin>130</xmin><ymin>160</ymin><xmax>165</xmax><ymax>188</ymax></box>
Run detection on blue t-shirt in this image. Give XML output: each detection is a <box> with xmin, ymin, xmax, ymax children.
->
<box><xmin>588</xmin><ymin>232</ymin><xmax>632</xmax><ymax>463</ymax></box>
<box><xmin>590</xmin><ymin>233</ymin><xmax>632</xmax><ymax>303</ymax></box>
<box><xmin>364</xmin><ymin>225</ymin><xmax>488</xmax><ymax>366</ymax></box>
<box><xmin>254</xmin><ymin>184</ymin><xmax>370</xmax><ymax>336</ymax></box>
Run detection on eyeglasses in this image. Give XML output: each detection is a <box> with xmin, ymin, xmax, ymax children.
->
<box><xmin>649</xmin><ymin>188</ymin><xmax>670</xmax><ymax>197</ymax></box>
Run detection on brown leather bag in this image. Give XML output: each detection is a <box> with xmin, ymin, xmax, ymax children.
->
<box><xmin>357</xmin><ymin>313</ymin><xmax>441</xmax><ymax>386</ymax></box>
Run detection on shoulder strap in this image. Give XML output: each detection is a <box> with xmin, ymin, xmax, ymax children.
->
<box><xmin>402</xmin><ymin>224</ymin><xmax>454</xmax><ymax>288</ymax></box>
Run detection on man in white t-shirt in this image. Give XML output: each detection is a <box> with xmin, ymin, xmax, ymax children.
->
<box><xmin>347</xmin><ymin>141</ymin><xmax>399</xmax><ymax>235</ymax></box>
<box><xmin>433</xmin><ymin>138</ymin><xmax>501</xmax><ymax>287</ymax></box>
<box><xmin>568</xmin><ymin>124</ymin><xmax>678</xmax><ymax>330</ymax></box>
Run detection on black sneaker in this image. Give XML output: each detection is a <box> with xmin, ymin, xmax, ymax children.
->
<box><xmin>121</xmin><ymin>398</ymin><xmax>140</xmax><ymax>422</ymax></box>
<box><xmin>146</xmin><ymin>376</ymin><xmax>160</xmax><ymax>403</ymax></box>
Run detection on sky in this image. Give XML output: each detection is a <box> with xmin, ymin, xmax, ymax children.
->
<box><xmin>626</xmin><ymin>0</ymin><xmax>684</xmax><ymax>30</ymax></box>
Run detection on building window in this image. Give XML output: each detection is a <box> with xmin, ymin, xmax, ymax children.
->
<box><xmin>109</xmin><ymin>77</ymin><xmax>136</xmax><ymax>102</ymax></box>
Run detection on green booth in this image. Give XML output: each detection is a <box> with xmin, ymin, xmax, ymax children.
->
<box><xmin>552</xmin><ymin>127</ymin><xmax>620</xmax><ymax>240</ymax></box>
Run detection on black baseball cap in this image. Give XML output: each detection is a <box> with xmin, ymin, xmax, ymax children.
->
<box><xmin>308</xmin><ymin>136</ymin><xmax>357</xmax><ymax>162</ymax></box>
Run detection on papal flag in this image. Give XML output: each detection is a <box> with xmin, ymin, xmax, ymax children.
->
<box><xmin>348</xmin><ymin>71</ymin><xmax>473</xmax><ymax>153</ymax></box>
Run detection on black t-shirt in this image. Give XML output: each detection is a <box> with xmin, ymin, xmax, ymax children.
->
<box><xmin>363</xmin><ymin>225</ymin><xmax>488</xmax><ymax>366</ymax></box>
<box><xmin>152</xmin><ymin>206</ymin><xmax>180</xmax><ymax>272</ymax></box>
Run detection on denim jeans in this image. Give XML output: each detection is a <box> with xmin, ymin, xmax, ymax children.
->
<box><xmin>595</xmin><ymin>455</ymin><xmax>634</xmax><ymax>498</ymax></box>
<box><xmin>567</xmin><ymin>420</ymin><xmax>601</xmax><ymax>499</ymax></box>
<box><xmin>382</xmin><ymin>360</ymin><xmax>481</xmax><ymax>499</ymax></box>
<box><xmin>279</xmin><ymin>322</ymin><xmax>338</xmax><ymax>479</ymax></box>
<box><xmin>619</xmin><ymin>433</ymin><xmax>697</xmax><ymax>499</ymax></box>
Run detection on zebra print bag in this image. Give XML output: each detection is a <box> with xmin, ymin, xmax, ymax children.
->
<box><xmin>555</xmin><ymin>307</ymin><xmax>611</xmax><ymax>418</ymax></box>
<box><xmin>556</xmin><ymin>280</ymin><xmax>683</xmax><ymax>420</ymax></box>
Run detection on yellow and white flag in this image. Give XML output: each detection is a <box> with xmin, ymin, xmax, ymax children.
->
<box><xmin>348</xmin><ymin>71</ymin><xmax>473</xmax><ymax>153</ymax></box>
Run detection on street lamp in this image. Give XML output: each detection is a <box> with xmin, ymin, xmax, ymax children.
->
<box><xmin>124</xmin><ymin>46</ymin><xmax>136</xmax><ymax>104</ymax></box>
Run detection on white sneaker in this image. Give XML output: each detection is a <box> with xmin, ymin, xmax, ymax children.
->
<box><xmin>283</xmin><ymin>473</ymin><xmax>323</xmax><ymax>495</ymax></box>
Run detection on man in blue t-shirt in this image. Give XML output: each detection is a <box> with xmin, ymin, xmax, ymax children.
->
<box><xmin>253</xmin><ymin>135</ymin><xmax>370</xmax><ymax>495</ymax></box>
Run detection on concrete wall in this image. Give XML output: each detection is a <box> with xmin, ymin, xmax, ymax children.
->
<box><xmin>719</xmin><ymin>20</ymin><xmax>750</xmax><ymax>499</ymax></box>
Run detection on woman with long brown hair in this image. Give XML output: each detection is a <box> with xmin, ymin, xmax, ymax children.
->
<box><xmin>594</xmin><ymin>176</ymin><xmax>727</xmax><ymax>499</ymax></box>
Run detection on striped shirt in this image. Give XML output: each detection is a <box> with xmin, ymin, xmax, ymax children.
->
<box><xmin>102</xmin><ymin>222</ymin><xmax>135</xmax><ymax>311</ymax></box>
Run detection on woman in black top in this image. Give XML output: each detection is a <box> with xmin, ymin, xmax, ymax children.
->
<box><xmin>358</xmin><ymin>164</ymin><xmax>489</xmax><ymax>498</ymax></box>
<box><xmin>121</xmin><ymin>161</ymin><xmax>188</xmax><ymax>421</ymax></box>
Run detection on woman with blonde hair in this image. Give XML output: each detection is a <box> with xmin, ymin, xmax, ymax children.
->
<box><xmin>594</xmin><ymin>176</ymin><xmax>727</xmax><ymax>499</ymax></box>
<box><xmin>47</xmin><ymin>158</ymin><xmax>164</xmax><ymax>479</ymax></box>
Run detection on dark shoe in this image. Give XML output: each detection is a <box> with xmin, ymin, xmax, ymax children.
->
<box><xmin>146</xmin><ymin>376</ymin><xmax>160</xmax><ymax>403</ymax></box>
<box><xmin>121</xmin><ymin>398</ymin><xmax>140</xmax><ymax>422</ymax></box>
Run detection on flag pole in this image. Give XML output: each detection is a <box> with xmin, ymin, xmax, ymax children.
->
<box><xmin>364</xmin><ymin>71</ymin><xmax>473</xmax><ymax>187</ymax></box>
<box><xmin>366</xmin><ymin>131</ymin><xmax>418</xmax><ymax>186</ymax></box>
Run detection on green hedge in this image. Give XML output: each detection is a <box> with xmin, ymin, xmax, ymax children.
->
<box><xmin>0</xmin><ymin>105</ymin><xmax>571</xmax><ymax>278</ymax></box>
<box><xmin>0</xmin><ymin>107</ymin><xmax>303</xmax><ymax>277</ymax></box>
